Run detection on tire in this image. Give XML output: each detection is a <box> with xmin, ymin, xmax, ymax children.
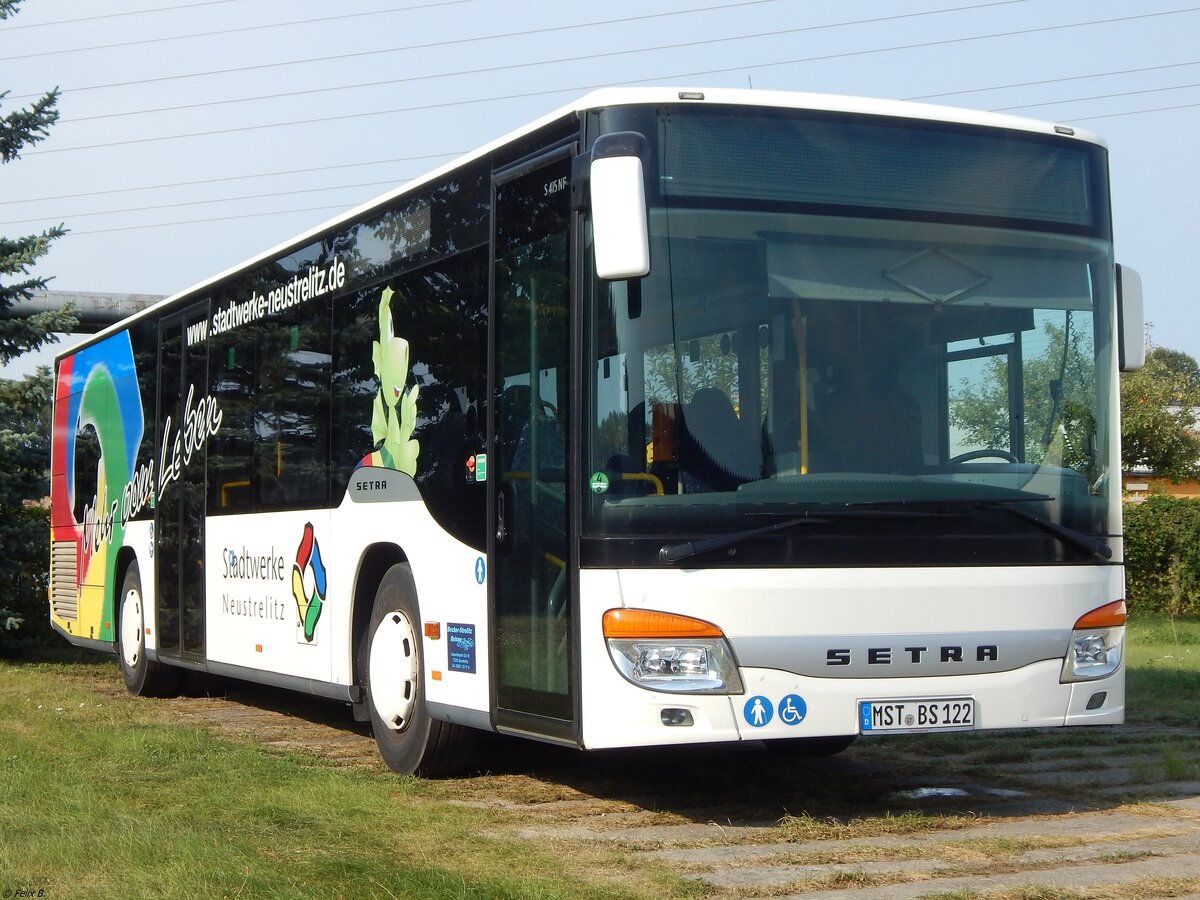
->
<box><xmin>117</xmin><ymin>563</ymin><xmax>180</xmax><ymax>698</ymax></box>
<box><xmin>358</xmin><ymin>563</ymin><xmax>472</xmax><ymax>776</ymax></box>
<box><xmin>764</xmin><ymin>735</ymin><xmax>858</xmax><ymax>758</ymax></box>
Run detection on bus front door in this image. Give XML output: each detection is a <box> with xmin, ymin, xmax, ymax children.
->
<box><xmin>490</xmin><ymin>147</ymin><xmax>576</xmax><ymax>741</ymax></box>
<box><xmin>155</xmin><ymin>303</ymin><xmax>209</xmax><ymax>663</ymax></box>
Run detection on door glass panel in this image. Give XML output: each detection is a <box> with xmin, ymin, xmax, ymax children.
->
<box><xmin>156</xmin><ymin>305</ymin><xmax>209</xmax><ymax>659</ymax></box>
<box><xmin>493</xmin><ymin>155</ymin><xmax>572</xmax><ymax>721</ymax></box>
<box><xmin>156</xmin><ymin>325</ymin><xmax>182</xmax><ymax>656</ymax></box>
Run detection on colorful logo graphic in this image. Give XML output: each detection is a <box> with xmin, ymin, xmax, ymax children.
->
<box><xmin>51</xmin><ymin>331</ymin><xmax>148</xmax><ymax>640</ymax></box>
<box><xmin>291</xmin><ymin>522</ymin><xmax>327</xmax><ymax>643</ymax></box>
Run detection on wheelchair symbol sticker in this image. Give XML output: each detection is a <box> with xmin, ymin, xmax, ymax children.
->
<box><xmin>744</xmin><ymin>695</ymin><xmax>773</xmax><ymax>727</ymax></box>
<box><xmin>779</xmin><ymin>694</ymin><xmax>807</xmax><ymax>726</ymax></box>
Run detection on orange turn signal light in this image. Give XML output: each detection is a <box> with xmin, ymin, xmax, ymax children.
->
<box><xmin>1074</xmin><ymin>600</ymin><xmax>1127</xmax><ymax>629</ymax></box>
<box><xmin>602</xmin><ymin>608</ymin><xmax>724</xmax><ymax>639</ymax></box>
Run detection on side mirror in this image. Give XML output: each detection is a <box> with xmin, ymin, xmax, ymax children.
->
<box><xmin>1116</xmin><ymin>264</ymin><xmax>1145</xmax><ymax>372</ymax></box>
<box><xmin>589</xmin><ymin>132</ymin><xmax>651</xmax><ymax>281</ymax></box>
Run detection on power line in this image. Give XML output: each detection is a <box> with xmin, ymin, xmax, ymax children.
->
<box><xmin>9</xmin><ymin>56</ymin><xmax>1198</xmax><ymax>209</ymax></box>
<box><xmin>0</xmin><ymin>152</ymin><xmax>460</xmax><ymax>206</ymax></box>
<box><xmin>906</xmin><ymin>60</ymin><xmax>1200</xmax><ymax>101</ymax></box>
<box><xmin>38</xmin><ymin>81</ymin><xmax>1200</xmax><ymax>236</ymax></box>
<box><xmin>5</xmin><ymin>0</ymin><xmax>1013</xmax><ymax>102</ymax></box>
<box><xmin>0</xmin><ymin>0</ymin><xmax>242</xmax><ymax>30</ymax></box>
<box><xmin>49</xmin><ymin>97</ymin><xmax>1200</xmax><ymax>239</ymax></box>
<box><xmin>66</xmin><ymin>204</ymin><xmax>358</xmax><ymax>237</ymax></box>
<box><xmin>25</xmin><ymin>5</ymin><xmax>1200</xmax><ymax>157</ymax></box>
<box><xmin>42</xmin><ymin>75</ymin><xmax>1195</xmax><ymax>182</ymax></box>
<box><xmin>20</xmin><ymin>78</ymin><xmax>1199</xmax><ymax>224</ymax></box>
<box><xmin>1068</xmin><ymin>101</ymin><xmax>1200</xmax><ymax>122</ymax></box>
<box><xmin>0</xmin><ymin>179</ymin><xmax>412</xmax><ymax>228</ymax></box>
<box><xmin>0</xmin><ymin>0</ymin><xmax>482</xmax><ymax>62</ymax></box>
<box><xmin>0</xmin><ymin>0</ymin><xmax>777</xmax><ymax>67</ymax></box>
<box><xmin>990</xmin><ymin>82</ymin><xmax>1200</xmax><ymax>113</ymax></box>
<box><xmin>10</xmin><ymin>4</ymin><xmax>1200</xmax><ymax>236</ymax></box>
<box><xmin>55</xmin><ymin>1</ymin><xmax>1028</xmax><ymax>127</ymax></box>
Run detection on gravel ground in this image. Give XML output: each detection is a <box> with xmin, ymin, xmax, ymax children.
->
<box><xmin>147</xmin><ymin>674</ymin><xmax>1200</xmax><ymax>899</ymax></box>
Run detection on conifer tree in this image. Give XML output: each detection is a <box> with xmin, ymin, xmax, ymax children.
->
<box><xmin>0</xmin><ymin>0</ymin><xmax>75</xmax><ymax>641</ymax></box>
<box><xmin>0</xmin><ymin>0</ymin><xmax>75</xmax><ymax>363</ymax></box>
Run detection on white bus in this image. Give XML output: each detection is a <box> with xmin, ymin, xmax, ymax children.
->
<box><xmin>50</xmin><ymin>88</ymin><xmax>1145</xmax><ymax>774</ymax></box>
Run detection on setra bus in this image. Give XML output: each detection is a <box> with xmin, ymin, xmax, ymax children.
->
<box><xmin>49</xmin><ymin>87</ymin><xmax>1145</xmax><ymax>774</ymax></box>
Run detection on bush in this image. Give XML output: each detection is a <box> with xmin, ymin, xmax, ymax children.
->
<box><xmin>1123</xmin><ymin>494</ymin><xmax>1200</xmax><ymax>615</ymax></box>
<box><xmin>0</xmin><ymin>503</ymin><xmax>52</xmax><ymax>644</ymax></box>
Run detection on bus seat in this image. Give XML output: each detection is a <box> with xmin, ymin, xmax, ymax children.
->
<box><xmin>679</xmin><ymin>387</ymin><xmax>763</xmax><ymax>492</ymax></box>
<box><xmin>816</xmin><ymin>380</ymin><xmax>923</xmax><ymax>473</ymax></box>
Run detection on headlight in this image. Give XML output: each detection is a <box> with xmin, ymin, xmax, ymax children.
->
<box><xmin>603</xmin><ymin>609</ymin><xmax>743</xmax><ymax>694</ymax></box>
<box><xmin>1061</xmin><ymin>600</ymin><xmax>1125</xmax><ymax>682</ymax></box>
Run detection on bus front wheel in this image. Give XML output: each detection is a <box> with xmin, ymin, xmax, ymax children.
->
<box><xmin>117</xmin><ymin>563</ymin><xmax>180</xmax><ymax>698</ymax></box>
<box><xmin>360</xmin><ymin>563</ymin><xmax>470</xmax><ymax>776</ymax></box>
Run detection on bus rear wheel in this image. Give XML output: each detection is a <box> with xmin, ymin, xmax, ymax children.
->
<box><xmin>360</xmin><ymin>563</ymin><xmax>471</xmax><ymax>776</ymax></box>
<box><xmin>117</xmin><ymin>563</ymin><xmax>180</xmax><ymax>698</ymax></box>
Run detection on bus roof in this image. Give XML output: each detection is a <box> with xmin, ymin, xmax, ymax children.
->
<box><xmin>55</xmin><ymin>87</ymin><xmax>1105</xmax><ymax>360</ymax></box>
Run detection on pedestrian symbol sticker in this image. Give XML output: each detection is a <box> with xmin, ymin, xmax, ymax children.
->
<box><xmin>744</xmin><ymin>695</ymin><xmax>773</xmax><ymax>727</ymax></box>
<box><xmin>779</xmin><ymin>694</ymin><xmax>807</xmax><ymax>726</ymax></box>
<box><xmin>474</xmin><ymin>557</ymin><xmax>486</xmax><ymax>585</ymax></box>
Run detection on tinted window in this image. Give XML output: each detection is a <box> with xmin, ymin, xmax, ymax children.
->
<box><xmin>332</xmin><ymin>245</ymin><xmax>489</xmax><ymax>548</ymax></box>
<box><xmin>207</xmin><ymin>295</ymin><xmax>332</xmax><ymax>513</ymax></box>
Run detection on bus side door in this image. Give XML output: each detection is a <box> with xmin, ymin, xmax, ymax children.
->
<box><xmin>156</xmin><ymin>302</ymin><xmax>209</xmax><ymax>661</ymax></box>
<box><xmin>489</xmin><ymin>145</ymin><xmax>576</xmax><ymax>741</ymax></box>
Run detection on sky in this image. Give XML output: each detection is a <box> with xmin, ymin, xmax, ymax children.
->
<box><xmin>1</xmin><ymin>0</ymin><xmax>1197</xmax><ymax>374</ymax></box>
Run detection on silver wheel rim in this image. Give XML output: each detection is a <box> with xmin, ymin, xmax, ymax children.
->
<box><xmin>368</xmin><ymin>610</ymin><xmax>420</xmax><ymax>732</ymax></box>
<box><xmin>120</xmin><ymin>586</ymin><xmax>143</xmax><ymax>669</ymax></box>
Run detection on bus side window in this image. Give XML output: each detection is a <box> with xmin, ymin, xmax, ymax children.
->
<box><xmin>254</xmin><ymin>303</ymin><xmax>332</xmax><ymax>510</ymax></box>
<box><xmin>72</xmin><ymin>423</ymin><xmax>101</xmax><ymax>524</ymax></box>
<box><xmin>208</xmin><ymin>326</ymin><xmax>256</xmax><ymax>513</ymax></box>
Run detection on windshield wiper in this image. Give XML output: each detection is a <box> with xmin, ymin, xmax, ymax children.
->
<box><xmin>658</xmin><ymin>508</ymin><xmax>957</xmax><ymax>564</ymax></box>
<box><xmin>843</xmin><ymin>496</ymin><xmax>1112</xmax><ymax>561</ymax></box>
<box><xmin>658</xmin><ymin>498</ymin><xmax>1111</xmax><ymax>564</ymax></box>
<box><xmin>984</xmin><ymin>502</ymin><xmax>1112</xmax><ymax>561</ymax></box>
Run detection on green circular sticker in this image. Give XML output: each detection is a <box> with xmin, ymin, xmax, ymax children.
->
<box><xmin>589</xmin><ymin>471</ymin><xmax>610</xmax><ymax>494</ymax></box>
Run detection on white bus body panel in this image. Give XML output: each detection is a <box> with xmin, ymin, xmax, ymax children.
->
<box><xmin>124</xmin><ymin>520</ymin><xmax>157</xmax><ymax>653</ymax></box>
<box><xmin>199</xmin><ymin>489</ymin><xmax>490</xmax><ymax>719</ymax></box>
<box><xmin>331</xmin><ymin>486</ymin><xmax>491</xmax><ymax>716</ymax></box>
<box><xmin>206</xmin><ymin>510</ymin><xmax>335</xmax><ymax>683</ymax></box>
<box><xmin>578</xmin><ymin>566</ymin><xmax>1124</xmax><ymax>750</ymax></box>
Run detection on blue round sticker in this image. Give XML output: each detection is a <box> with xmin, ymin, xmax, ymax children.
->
<box><xmin>779</xmin><ymin>694</ymin><xmax>807</xmax><ymax>726</ymax></box>
<box><xmin>474</xmin><ymin>557</ymin><xmax>486</xmax><ymax>585</ymax></box>
<box><xmin>743</xmin><ymin>695</ymin><xmax>773</xmax><ymax>727</ymax></box>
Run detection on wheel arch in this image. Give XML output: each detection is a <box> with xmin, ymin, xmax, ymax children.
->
<box><xmin>113</xmin><ymin>545</ymin><xmax>140</xmax><ymax>640</ymax></box>
<box><xmin>350</xmin><ymin>543</ymin><xmax>411</xmax><ymax>697</ymax></box>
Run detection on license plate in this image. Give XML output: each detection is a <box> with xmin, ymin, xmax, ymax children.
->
<box><xmin>858</xmin><ymin>697</ymin><xmax>975</xmax><ymax>734</ymax></box>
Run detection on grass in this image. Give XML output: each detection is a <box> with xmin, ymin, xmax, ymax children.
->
<box><xmin>2</xmin><ymin>612</ymin><xmax>1198</xmax><ymax>898</ymax></box>
<box><xmin>792</xmin><ymin>612</ymin><xmax>1200</xmax><ymax>809</ymax></box>
<box><xmin>1125</xmin><ymin>612</ymin><xmax>1200</xmax><ymax>726</ymax></box>
<box><xmin>775</xmin><ymin>810</ymin><xmax>977</xmax><ymax>842</ymax></box>
<box><xmin>0</xmin><ymin>654</ymin><xmax>665</xmax><ymax>900</ymax></box>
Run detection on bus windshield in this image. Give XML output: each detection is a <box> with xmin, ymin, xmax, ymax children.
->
<box><xmin>584</xmin><ymin>105</ymin><xmax>1116</xmax><ymax>567</ymax></box>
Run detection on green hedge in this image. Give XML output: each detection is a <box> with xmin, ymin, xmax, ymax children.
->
<box><xmin>1123</xmin><ymin>494</ymin><xmax>1200</xmax><ymax>615</ymax></box>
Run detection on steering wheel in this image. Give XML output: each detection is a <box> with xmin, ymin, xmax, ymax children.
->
<box><xmin>948</xmin><ymin>448</ymin><xmax>1019</xmax><ymax>464</ymax></box>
